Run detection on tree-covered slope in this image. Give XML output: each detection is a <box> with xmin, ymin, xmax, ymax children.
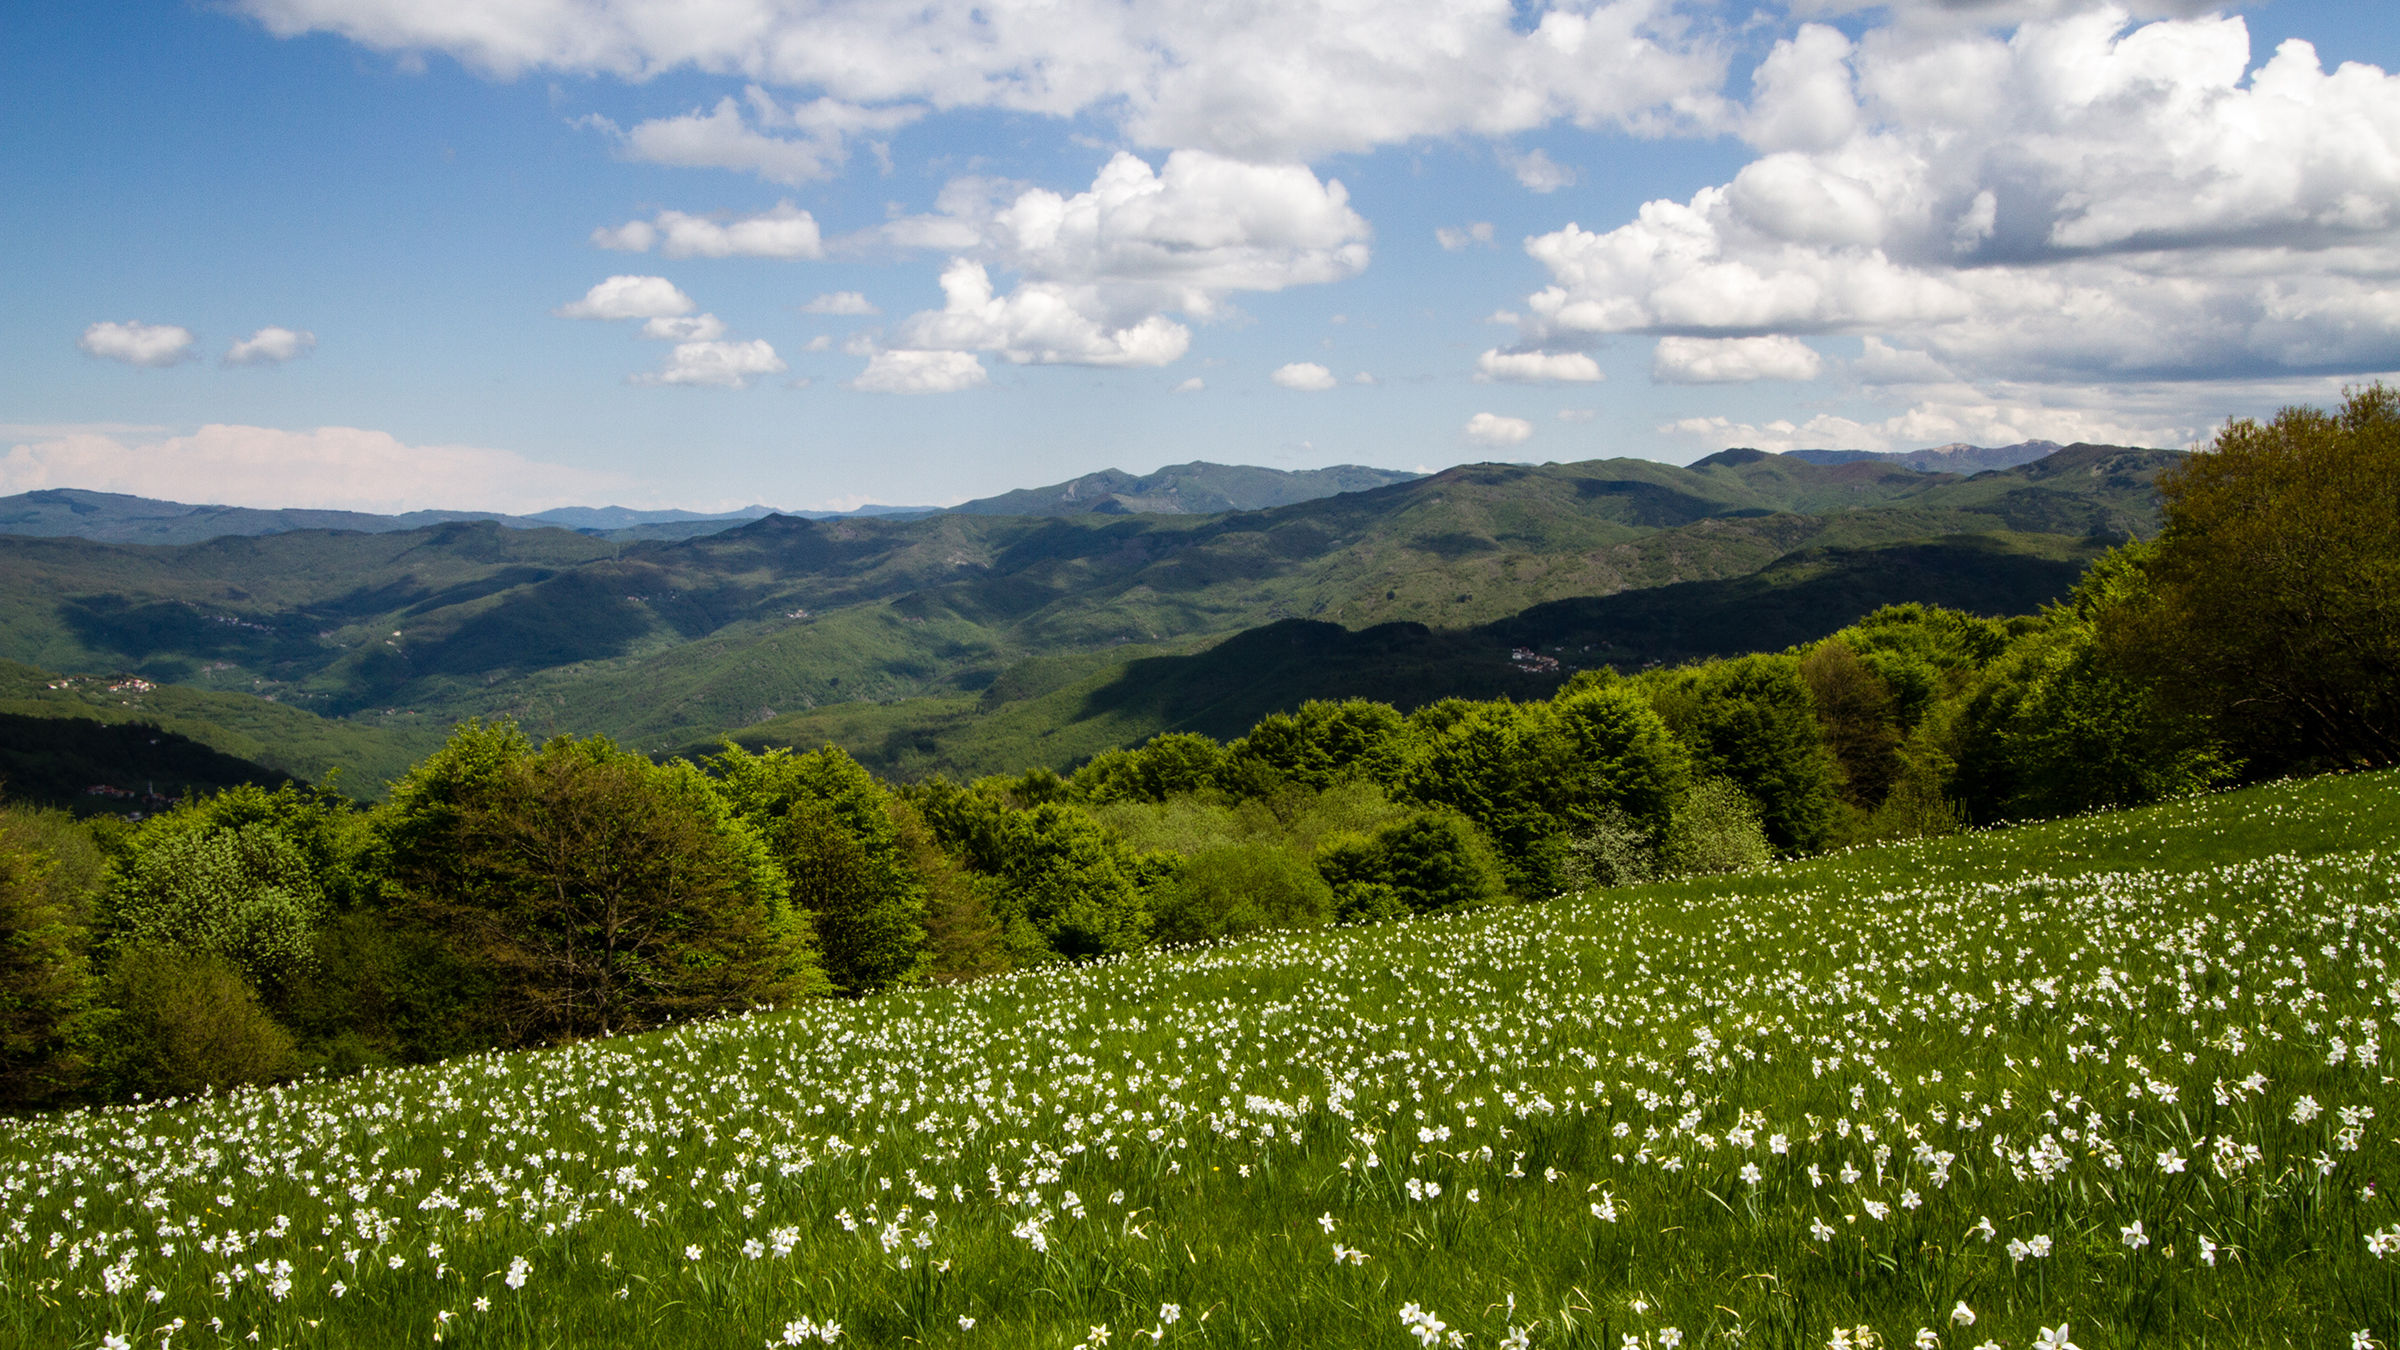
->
<box><xmin>0</xmin><ymin>445</ymin><xmax>2177</xmax><ymax>765</ymax></box>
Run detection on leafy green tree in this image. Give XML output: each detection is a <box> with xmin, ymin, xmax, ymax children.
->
<box><xmin>1660</xmin><ymin>779</ymin><xmax>1773</xmax><ymax>877</ymax></box>
<box><xmin>1223</xmin><ymin>699</ymin><xmax>1407</xmax><ymax>796</ymax></box>
<box><xmin>104</xmin><ymin>817</ymin><xmax>325</xmax><ymax>1001</ymax></box>
<box><xmin>991</xmin><ymin>804</ymin><xmax>1152</xmax><ymax>961</ymax></box>
<box><xmin>1953</xmin><ymin>601</ymin><xmax>2224</xmax><ymax>823</ymax></box>
<box><xmin>379</xmin><ymin>725</ymin><xmax>823</xmax><ymax>1048</ymax></box>
<box><xmin>709</xmin><ymin>744</ymin><xmax>930</xmax><ymax>996</ymax></box>
<box><xmin>2105</xmin><ymin>384</ymin><xmax>2400</xmax><ymax>770</ymax></box>
<box><xmin>1681</xmin><ymin>654</ymin><xmax>1841</xmax><ymax>854</ymax></box>
<box><xmin>1799</xmin><ymin>638</ymin><xmax>1902</xmax><ymax>809</ymax></box>
<box><xmin>1397</xmin><ymin>698</ymin><xmax>1565</xmax><ymax>892</ymax></box>
<box><xmin>1314</xmin><ymin>809</ymin><xmax>1508</xmax><ymax>919</ymax></box>
<box><xmin>0</xmin><ymin>805</ymin><xmax>100</xmax><ymax>1108</ymax></box>
<box><xmin>901</xmin><ymin>775</ymin><xmax>1017</xmax><ymax>877</ymax></box>
<box><xmin>1073</xmin><ymin>732</ymin><xmax>1229</xmax><ymax>804</ymax></box>
<box><xmin>888</xmin><ymin>798</ymin><xmax>1008</xmax><ymax>983</ymax></box>
<box><xmin>1838</xmin><ymin>603</ymin><xmax>2020</xmax><ymax>729</ymax></box>
<box><xmin>1550</xmin><ymin>679</ymin><xmax>1690</xmax><ymax>832</ymax></box>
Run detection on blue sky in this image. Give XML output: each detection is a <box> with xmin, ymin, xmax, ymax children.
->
<box><xmin>3</xmin><ymin>0</ymin><xmax>2396</xmax><ymax>512</ymax></box>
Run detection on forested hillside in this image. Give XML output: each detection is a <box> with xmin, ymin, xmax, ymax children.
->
<box><xmin>0</xmin><ymin>444</ymin><xmax>2172</xmax><ymax>789</ymax></box>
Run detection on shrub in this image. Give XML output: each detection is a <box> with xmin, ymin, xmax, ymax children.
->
<box><xmin>1661</xmin><ymin>779</ymin><xmax>1773</xmax><ymax>877</ymax></box>
<box><xmin>1316</xmin><ymin>809</ymin><xmax>1509</xmax><ymax>917</ymax></box>
<box><xmin>1151</xmin><ymin>843</ymin><xmax>1336</xmax><ymax>944</ymax></box>
<box><xmin>96</xmin><ymin>945</ymin><xmax>296</xmax><ymax>1099</ymax></box>
<box><xmin>1559</xmin><ymin>805</ymin><xmax>1659</xmax><ymax>891</ymax></box>
<box><xmin>104</xmin><ymin>818</ymin><xmax>325</xmax><ymax>1001</ymax></box>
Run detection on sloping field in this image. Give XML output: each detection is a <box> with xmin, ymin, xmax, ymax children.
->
<box><xmin>5</xmin><ymin>771</ymin><xmax>2394</xmax><ymax>1348</ymax></box>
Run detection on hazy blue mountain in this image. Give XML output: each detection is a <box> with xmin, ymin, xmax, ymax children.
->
<box><xmin>0</xmin><ymin>489</ymin><xmax>941</xmax><ymax>546</ymax></box>
<box><xmin>945</xmin><ymin>461</ymin><xmax>1422</xmax><ymax>516</ymax></box>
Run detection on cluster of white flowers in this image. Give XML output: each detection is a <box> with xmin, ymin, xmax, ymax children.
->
<box><xmin>0</xmin><ymin>775</ymin><xmax>2389</xmax><ymax>1346</ymax></box>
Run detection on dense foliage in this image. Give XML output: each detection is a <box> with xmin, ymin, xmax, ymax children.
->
<box><xmin>0</xmin><ymin>393</ymin><xmax>2385</xmax><ymax>1114</ymax></box>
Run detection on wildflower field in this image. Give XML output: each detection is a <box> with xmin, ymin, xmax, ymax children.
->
<box><xmin>7</xmin><ymin>770</ymin><xmax>2396</xmax><ymax>1350</ymax></box>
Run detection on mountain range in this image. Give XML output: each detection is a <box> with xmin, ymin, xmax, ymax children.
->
<box><xmin>0</xmin><ymin>442</ymin><xmax>2177</xmax><ymax>798</ymax></box>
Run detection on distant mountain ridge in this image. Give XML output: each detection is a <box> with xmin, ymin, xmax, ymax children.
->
<box><xmin>0</xmin><ymin>460</ymin><xmax>1414</xmax><ymax>546</ymax></box>
<box><xmin>1775</xmin><ymin>441</ymin><xmax>2067</xmax><ymax>474</ymax></box>
<box><xmin>0</xmin><ymin>489</ymin><xmax>939</xmax><ymax>547</ymax></box>
<box><xmin>946</xmin><ymin>461</ymin><xmax>1421</xmax><ymax>517</ymax></box>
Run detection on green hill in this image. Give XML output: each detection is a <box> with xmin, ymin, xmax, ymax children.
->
<box><xmin>714</xmin><ymin>530</ymin><xmax>2103</xmax><ymax>779</ymax></box>
<box><xmin>0</xmin><ymin>445</ymin><xmax>2177</xmax><ymax>768</ymax></box>
<box><xmin>0</xmin><ymin>711</ymin><xmax>298</xmax><ymax>813</ymax></box>
<box><xmin>947</xmin><ymin>460</ymin><xmax>1422</xmax><ymax>516</ymax></box>
<box><xmin>5</xmin><ymin>768</ymin><xmax>2388</xmax><ymax>1347</ymax></box>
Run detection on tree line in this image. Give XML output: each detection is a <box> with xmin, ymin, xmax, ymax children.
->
<box><xmin>2</xmin><ymin>386</ymin><xmax>2392</xmax><ymax>1112</ymax></box>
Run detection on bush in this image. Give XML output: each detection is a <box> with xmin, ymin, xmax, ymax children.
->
<box><xmin>104</xmin><ymin>817</ymin><xmax>326</xmax><ymax>1002</ymax></box>
<box><xmin>1661</xmin><ymin>779</ymin><xmax>1773</xmax><ymax>877</ymax></box>
<box><xmin>1316</xmin><ymin>809</ymin><xmax>1509</xmax><ymax>917</ymax></box>
<box><xmin>1559</xmin><ymin>805</ymin><xmax>1659</xmax><ymax>891</ymax></box>
<box><xmin>992</xmin><ymin>804</ymin><xmax>1152</xmax><ymax>961</ymax></box>
<box><xmin>96</xmin><ymin>945</ymin><xmax>296</xmax><ymax>1099</ymax></box>
<box><xmin>1151</xmin><ymin>843</ymin><xmax>1336</xmax><ymax>944</ymax></box>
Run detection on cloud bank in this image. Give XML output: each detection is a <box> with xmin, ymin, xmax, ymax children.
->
<box><xmin>0</xmin><ymin>424</ymin><xmax>636</xmax><ymax>514</ymax></box>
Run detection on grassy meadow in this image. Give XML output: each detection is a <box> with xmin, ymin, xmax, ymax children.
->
<box><xmin>6</xmin><ymin>769</ymin><xmax>2395</xmax><ymax>1349</ymax></box>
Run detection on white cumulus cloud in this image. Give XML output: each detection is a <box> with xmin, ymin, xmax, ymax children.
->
<box><xmin>1465</xmin><ymin>412</ymin><xmax>1536</xmax><ymax>446</ymax></box>
<box><xmin>1477</xmin><ymin>348</ymin><xmax>1604</xmax><ymax>382</ymax></box>
<box><xmin>643</xmin><ymin>314</ymin><xmax>728</xmax><ymax>341</ymax></box>
<box><xmin>803</xmin><ymin>291</ymin><xmax>880</xmax><ymax>316</ymax></box>
<box><xmin>1652</xmin><ymin>334</ymin><xmax>1824</xmax><ymax>383</ymax></box>
<box><xmin>1437</xmin><ymin>222</ymin><xmax>1496</xmax><ymax>251</ymax></box>
<box><xmin>1505</xmin><ymin>13</ymin><xmax>2400</xmax><ymax>385</ymax></box>
<box><xmin>636</xmin><ymin>338</ymin><xmax>787</xmax><ymax>388</ymax></box>
<box><xmin>592</xmin><ymin>203</ymin><xmax>823</xmax><ymax>259</ymax></box>
<box><xmin>0</xmin><ymin>424</ymin><xmax>635</xmax><ymax>514</ymax></box>
<box><xmin>1270</xmin><ymin>362</ymin><xmax>1337</xmax><ymax>391</ymax></box>
<box><xmin>555</xmin><ymin>275</ymin><xmax>697</xmax><ymax>320</ymax></box>
<box><xmin>224</xmin><ymin>327</ymin><xmax>317</xmax><ymax>365</ymax></box>
<box><xmin>866</xmin><ymin>149</ymin><xmax>1370</xmax><ymax>377</ymax></box>
<box><xmin>895</xmin><ymin>261</ymin><xmax>1192</xmax><ymax>367</ymax></box>
<box><xmin>852</xmin><ymin>349</ymin><xmax>990</xmax><ymax>394</ymax></box>
<box><xmin>78</xmin><ymin>321</ymin><xmax>196</xmax><ymax>368</ymax></box>
<box><xmin>584</xmin><ymin>89</ymin><xmax>920</xmax><ymax>186</ymax></box>
<box><xmin>234</xmin><ymin>0</ymin><xmax>1724</xmax><ymax>162</ymax></box>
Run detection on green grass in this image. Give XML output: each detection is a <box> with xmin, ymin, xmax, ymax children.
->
<box><xmin>12</xmin><ymin>770</ymin><xmax>2389</xmax><ymax>1350</ymax></box>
